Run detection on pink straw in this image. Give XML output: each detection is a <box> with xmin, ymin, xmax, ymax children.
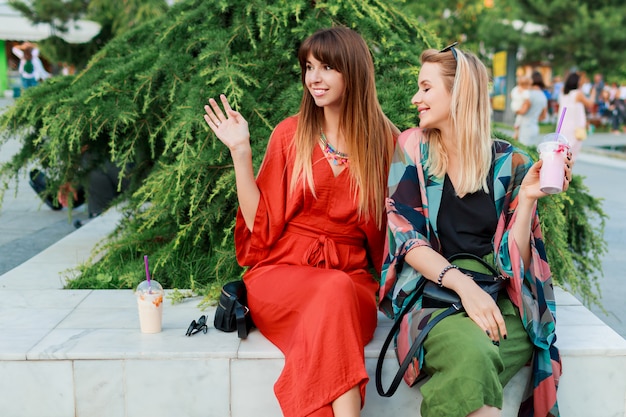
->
<box><xmin>144</xmin><ymin>255</ymin><xmax>151</xmax><ymax>288</ymax></box>
<box><xmin>556</xmin><ymin>107</ymin><xmax>567</xmax><ymax>134</ymax></box>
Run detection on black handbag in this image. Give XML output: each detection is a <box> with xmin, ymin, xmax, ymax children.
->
<box><xmin>376</xmin><ymin>253</ymin><xmax>507</xmax><ymax>397</ymax></box>
<box><xmin>421</xmin><ymin>253</ymin><xmax>506</xmax><ymax>309</ymax></box>
<box><xmin>214</xmin><ymin>280</ymin><xmax>254</xmax><ymax>339</ymax></box>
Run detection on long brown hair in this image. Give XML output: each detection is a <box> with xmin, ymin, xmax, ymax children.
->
<box><xmin>420</xmin><ymin>47</ymin><xmax>492</xmax><ymax>196</ymax></box>
<box><xmin>290</xmin><ymin>27</ymin><xmax>397</xmax><ymax>227</ymax></box>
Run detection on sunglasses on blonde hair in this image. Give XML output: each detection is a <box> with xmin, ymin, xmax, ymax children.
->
<box><xmin>440</xmin><ymin>42</ymin><xmax>458</xmax><ymax>61</ymax></box>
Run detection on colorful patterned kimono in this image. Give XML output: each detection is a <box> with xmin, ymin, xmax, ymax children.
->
<box><xmin>379</xmin><ymin>128</ymin><xmax>561</xmax><ymax>417</ymax></box>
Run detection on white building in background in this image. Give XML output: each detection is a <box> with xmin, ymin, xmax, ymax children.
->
<box><xmin>0</xmin><ymin>1</ymin><xmax>100</xmax><ymax>97</ymax></box>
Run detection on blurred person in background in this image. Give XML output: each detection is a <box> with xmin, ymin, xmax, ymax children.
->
<box><xmin>510</xmin><ymin>75</ymin><xmax>531</xmax><ymax>140</ymax></box>
<box><xmin>11</xmin><ymin>42</ymin><xmax>51</xmax><ymax>89</ymax></box>
<box><xmin>550</xmin><ymin>75</ymin><xmax>563</xmax><ymax>123</ymax></box>
<box><xmin>558</xmin><ymin>72</ymin><xmax>594</xmax><ymax>162</ymax></box>
<box><xmin>516</xmin><ymin>71</ymin><xmax>548</xmax><ymax>146</ymax></box>
<box><xmin>591</xmin><ymin>73</ymin><xmax>605</xmax><ymax>112</ymax></box>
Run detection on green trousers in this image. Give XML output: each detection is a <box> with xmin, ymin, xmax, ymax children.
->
<box><xmin>419</xmin><ymin>295</ymin><xmax>533</xmax><ymax>417</ymax></box>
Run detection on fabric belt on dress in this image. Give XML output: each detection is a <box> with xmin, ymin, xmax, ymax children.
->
<box><xmin>285</xmin><ymin>223</ymin><xmax>364</xmax><ymax>269</ymax></box>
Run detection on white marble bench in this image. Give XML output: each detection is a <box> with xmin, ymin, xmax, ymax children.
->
<box><xmin>0</xmin><ymin>208</ymin><xmax>624</xmax><ymax>417</ymax></box>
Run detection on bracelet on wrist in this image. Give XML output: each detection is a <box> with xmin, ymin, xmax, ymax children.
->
<box><xmin>437</xmin><ymin>264</ymin><xmax>459</xmax><ymax>287</ymax></box>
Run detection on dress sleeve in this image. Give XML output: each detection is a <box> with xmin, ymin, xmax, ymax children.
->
<box><xmin>234</xmin><ymin>117</ymin><xmax>297</xmax><ymax>267</ymax></box>
<box><xmin>364</xmin><ymin>219</ymin><xmax>386</xmax><ymax>277</ymax></box>
<box><xmin>494</xmin><ymin>146</ymin><xmax>561</xmax><ymax>417</ymax></box>
<box><xmin>379</xmin><ymin>128</ymin><xmax>434</xmax><ymax>318</ymax></box>
<box><xmin>494</xmin><ymin>149</ymin><xmax>557</xmax><ymax>347</ymax></box>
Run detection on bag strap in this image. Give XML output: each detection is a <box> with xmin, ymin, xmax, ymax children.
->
<box><xmin>375</xmin><ymin>278</ymin><xmax>427</xmax><ymax>396</ymax></box>
<box><xmin>375</xmin><ymin>252</ymin><xmax>498</xmax><ymax>397</ymax></box>
<box><xmin>447</xmin><ymin>252</ymin><xmax>499</xmax><ymax>277</ymax></box>
<box><xmin>375</xmin><ymin>289</ymin><xmax>419</xmax><ymax>396</ymax></box>
<box><xmin>235</xmin><ymin>301</ymin><xmax>249</xmax><ymax>339</ymax></box>
<box><xmin>376</xmin><ymin>299</ymin><xmax>459</xmax><ymax>397</ymax></box>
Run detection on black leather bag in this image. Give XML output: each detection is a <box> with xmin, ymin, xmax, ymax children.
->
<box><xmin>421</xmin><ymin>253</ymin><xmax>506</xmax><ymax>309</ymax></box>
<box><xmin>214</xmin><ymin>280</ymin><xmax>254</xmax><ymax>339</ymax></box>
<box><xmin>376</xmin><ymin>253</ymin><xmax>507</xmax><ymax>397</ymax></box>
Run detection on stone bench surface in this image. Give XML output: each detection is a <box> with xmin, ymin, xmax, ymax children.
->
<box><xmin>1</xmin><ymin>209</ymin><xmax>625</xmax><ymax>417</ymax></box>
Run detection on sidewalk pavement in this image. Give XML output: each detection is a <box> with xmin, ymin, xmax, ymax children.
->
<box><xmin>1</xmin><ymin>97</ymin><xmax>625</xmax><ymax>338</ymax></box>
<box><xmin>0</xmin><ymin>97</ymin><xmax>88</xmax><ymax>274</ymax></box>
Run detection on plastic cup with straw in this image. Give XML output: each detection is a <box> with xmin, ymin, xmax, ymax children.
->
<box><xmin>135</xmin><ymin>254</ymin><xmax>164</xmax><ymax>333</ymax></box>
<box><xmin>537</xmin><ymin>107</ymin><xmax>570</xmax><ymax>194</ymax></box>
<box><xmin>144</xmin><ymin>255</ymin><xmax>151</xmax><ymax>292</ymax></box>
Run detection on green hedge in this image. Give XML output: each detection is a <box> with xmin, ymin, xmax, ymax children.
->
<box><xmin>0</xmin><ymin>0</ymin><xmax>606</xmax><ymax>308</ymax></box>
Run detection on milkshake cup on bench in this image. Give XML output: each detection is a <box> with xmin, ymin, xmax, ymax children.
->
<box><xmin>136</xmin><ymin>279</ymin><xmax>164</xmax><ymax>333</ymax></box>
<box><xmin>136</xmin><ymin>255</ymin><xmax>164</xmax><ymax>333</ymax></box>
<box><xmin>537</xmin><ymin>133</ymin><xmax>570</xmax><ymax>194</ymax></box>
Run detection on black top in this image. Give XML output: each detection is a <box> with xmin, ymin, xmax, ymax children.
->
<box><xmin>437</xmin><ymin>166</ymin><xmax>497</xmax><ymax>260</ymax></box>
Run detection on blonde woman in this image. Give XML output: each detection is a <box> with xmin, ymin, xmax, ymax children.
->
<box><xmin>380</xmin><ymin>45</ymin><xmax>571</xmax><ymax>417</ymax></box>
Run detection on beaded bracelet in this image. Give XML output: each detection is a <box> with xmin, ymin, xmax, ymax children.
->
<box><xmin>437</xmin><ymin>264</ymin><xmax>459</xmax><ymax>287</ymax></box>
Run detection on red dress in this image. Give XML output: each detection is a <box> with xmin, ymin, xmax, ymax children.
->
<box><xmin>235</xmin><ymin>116</ymin><xmax>384</xmax><ymax>417</ymax></box>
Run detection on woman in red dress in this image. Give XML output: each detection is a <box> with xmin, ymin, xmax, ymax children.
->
<box><xmin>204</xmin><ymin>27</ymin><xmax>397</xmax><ymax>417</ymax></box>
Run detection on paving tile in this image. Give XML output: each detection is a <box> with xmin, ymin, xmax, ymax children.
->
<box><xmin>125</xmin><ymin>358</ymin><xmax>231</xmax><ymax>417</ymax></box>
<box><xmin>0</xmin><ymin>360</ymin><xmax>74</xmax><ymax>417</ymax></box>
<box><xmin>558</xmin><ymin>355</ymin><xmax>626</xmax><ymax>416</ymax></box>
<box><xmin>0</xmin><ymin>289</ymin><xmax>89</xmax><ymax>308</ymax></box>
<box><xmin>231</xmin><ymin>358</ymin><xmax>282</xmax><ymax>417</ymax></box>
<box><xmin>27</xmin><ymin>324</ymin><xmax>241</xmax><ymax>360</ymax></box>
<box><xmin>556</xmin><ymin>323</ymin><xmax>626</xmax><ymax>355</ymax></box>
<box><xmin>75</xmin><ymin>360</ymin><xmax>125</xmax><ymax>417</ymax></box>
<box><xmin>0</xmin><ymin>328</ymin><xmax>51</xmax><ymax>360</ymax></box>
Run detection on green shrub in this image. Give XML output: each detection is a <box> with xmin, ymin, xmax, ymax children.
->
<box><xmin>0</xmin><ymin>0</ymin><xmax>606</xmax><ymax>308</ymax></box>
<box><xmin>493</xmin><ymin>131</ymin><xmax>607</xmax><ymax>307</ymax></box>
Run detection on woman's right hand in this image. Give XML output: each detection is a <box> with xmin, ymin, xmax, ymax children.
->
<box><xmin>204</xmin><ymin>94</ymin><xmax>250</xmax><ymax>154</ymax></box>
<box><xmin>455</xmin><ymin>276</ymin><xmax>507</xmax><ymax>344</ymax></box>
<box><xmin>204</xmin><ymin>94</ymin><xmax>260</xmax><ymax>231</ymax></box>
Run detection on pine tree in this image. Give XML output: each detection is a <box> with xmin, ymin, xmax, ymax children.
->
<box><xmin>0</xmin><ymin>0</ymin><xmax>605</xmax><ymax>307</ymax></box>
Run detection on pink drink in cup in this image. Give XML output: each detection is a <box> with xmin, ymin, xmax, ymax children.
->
<box><xmin>136</xmin><ymin>280</ymin><xmax>164</xmax><ymax>333</ymax></box>
<box><xmin>537</xmin><ymin>133</ymin><xmax>570</xmax><ymax>194</ymax></box>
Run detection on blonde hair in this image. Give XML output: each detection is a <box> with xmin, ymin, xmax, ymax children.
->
<box><xmin>420</xmin><ymin>47</ymin><xmax>492</xmax><ymax>196</ymax></box>
<box><xmin>290</xmin><ymin>27</ymin><xmax>397</xmax><ymax>227</ymax></box>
